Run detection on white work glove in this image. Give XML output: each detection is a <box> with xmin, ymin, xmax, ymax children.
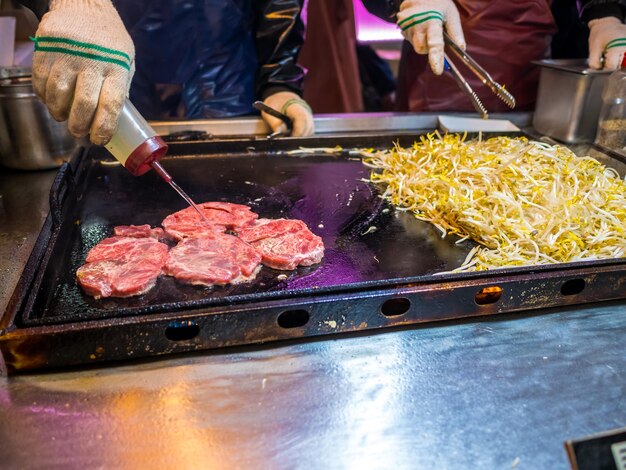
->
<box><xmin>588</xmin><ymin>17</ymin><xmax>626</xmax><ymax>70</ymax></box>
<box><xmin>262</xmin><ymin>91</ymin><xmax>314</xmax><ymax>137</ymax></box>
<box><xmin>396</xmin><ymin>0</ymin><xmax>465</xmax><ymax>75</ymax></box>
<box><xmin>32</xmin><ymin>0</ymin><xmax>135</xmax><ymax>145</ymax></box>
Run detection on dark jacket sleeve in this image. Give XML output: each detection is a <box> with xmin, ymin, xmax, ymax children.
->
<box><xmin>579</xmin><ymin>0</ymin><xmax>626</xmax><ymax>22</ymax></box>
<box><xmin>361</xmin><ymin>0</ymin><xmax>401</xmax><ymax>22</ymax></box>
<box><xmin>253</xmin><ymin>0</ymin><xmax>307</xmax><ymax>100</ymax></box>
<box><xmin>12</xmin><ymin>0</ymin><xmax>48</xmax><ymax>18</ymax></box>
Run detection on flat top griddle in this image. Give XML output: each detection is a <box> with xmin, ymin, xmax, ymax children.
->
<box><xmin>4</xmin><ymin>132</ymin><xmax>626</xmax><ymax>374</ymax></box>
<box><xmin>24</xmin><ymin>146</ymin><xmax>475</xmax><ymax>326</ymax></box>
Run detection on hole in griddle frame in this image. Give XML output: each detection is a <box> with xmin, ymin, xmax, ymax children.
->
<box><xmin>165</xmin><ymin>321</ymin><xmax>200</xmax><ymax>341</ymax></box>
<box><xmin>381</xmin><ymin>298</ymin><xmax>411</xmax><ymax>317</ymax></box>
<box><xmin>277</xmin><ymin>309</ymin><xmax>310</xmax><ymax>329</ymax></box>
<box><xmin>475</xmin><ymin>286</ymin><xmax>503</xmax><ymax>305</ymax></box>
<box><xmin>561</xmin><ymin>278</ymin><xmax>586</xmax><ymax>296</ymax></box>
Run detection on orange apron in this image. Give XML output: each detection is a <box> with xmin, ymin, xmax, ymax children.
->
<box><xmin>396</xmin><ymin>0</ymin><xmax>558</xmax><ymax>112</ymax></box>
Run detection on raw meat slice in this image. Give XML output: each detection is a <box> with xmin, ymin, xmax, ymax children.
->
<box><xmin>162</xmin><ymin>202</ymin><xmax>258</xmax><ymax>241</ymax></box>
<box><xmin>114</xmin><ymin>224</ymin><xmax>151</xmax><ymax>238</ymax></box>
<box><xmin>164</xmin><ymin>233</ymin><xmax>262</xmax><ymax>286</ymax></box>
<box><xmin>161</xmin><ymin>218</ymin><xmax>217</xmax><ymax>241</ymax></box>
<box><xmin>77</xmin><ymin>260</ymin><xmax>161</xmax><ymax>299</ymax></box>
<box><xmin>85</xmin><ymin>236</ymin><xmax>162</xmax><ymax>263</ymax></box>
<box><xmin>77</xmin><ymin>236</ymin><xmax>169</xmax><ymax>299</ymax></box>
<box><xmin>238</xmin><ymin>218</ymin><xmax>324</xmax><ymax>270</ymax></box>
<box><xmin>237</xmin><ymin>218</ymin><xmax>309</xmax><ymax>242</ymax></box>
<box><xmin>114</xmin><ymin>224</ymin><xmax>168</xmax><ymax>241</ymax></box>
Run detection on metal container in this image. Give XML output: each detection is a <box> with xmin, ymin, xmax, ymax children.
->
<box><xmin>0</xmin><ymin>71</ymin><xmax>77</xmax><ymax>170</ymax></box>
<box><xmin>533</xmin><ymin>59</ymin><xmax>611</xmax><ymax>143</ymax></box>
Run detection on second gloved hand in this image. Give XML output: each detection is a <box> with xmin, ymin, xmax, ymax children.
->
<box><xmin>588</xmin><ymin>17</ymin><xmax>626</xmax><ymax>70</ymax></box>
<box><xmin>262</xmin><ymin>91</ymin><xmax>314</xmax><ymax>137</ymax></box>
<box><xmin>396</xmin><ymin>0</ymin><xmax>465</xmax><ymax>75</ymax></box>
<box><xmin>32</xmin><ymin>0</ymin><xmax>135</xmax><ymax>145</ymax></box>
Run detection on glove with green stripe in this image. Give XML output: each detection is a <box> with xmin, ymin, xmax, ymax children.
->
<box><xmin>588</xmin><ymin>17</ymin><xmax>626</xmax><ymax>70</ymax></box>
<box><xmin>396</xmin><ymin>0</ymin><xmax>465</xmax><ymax>76</ymax></box>
<box><xmin>262</xmin><ymin>91</ymin><xmax>314</xmax><ymax>137</ymax></box>
<box><xmin>32</xmin><ymin>0</ymin><xmax>134</xmax><ymax>145</ymax></box>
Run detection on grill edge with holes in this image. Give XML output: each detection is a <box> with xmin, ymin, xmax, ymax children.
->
<box><xmin>165</xmin><ymin>321</ymin><xmax>200</xmax><ymax>341</ymax></box>
<box><xmin>475</xmin><ymin>286</ymin><xmax>503</xmax><ymax>305</ymax></box>
<box><xmin>381</xmin><ymin>298</ymin><xmax>411</xmax><ymax>317</ymax></box>
<box><xmin>277</xmin><ymin>309</ymin><xmax>310</xmax><ymax>328</ymax></box>
<box><xmin>561</xmin><ymin>278</ymin><xmax>586</xmax><ymax>296</ymax></box>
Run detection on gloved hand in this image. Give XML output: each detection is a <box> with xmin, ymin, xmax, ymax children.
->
<box><xmin>262</xmin><ymin>91</ymin><xmax>314</xmax><ymax>137</ymax></box>
<box><xmin>396</xmin><ymin>0</ymin><xmax>465</xmax><ymax>75</ymax></box>
<box><xmin>588</xmin><ymin>17</ymin><xmax>626</xmax><ymax>70</ymax></box>
<box><xmin>32</xmin><ymin>0</ymin><xmax>135</xmax><ymax>145</ymax></box>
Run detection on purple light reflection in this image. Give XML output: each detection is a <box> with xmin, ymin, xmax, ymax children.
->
<box><xmin>285</xmin><ymin>248</ymin><xmax>369</xmax><ymax>290</ymax></box>
<box><xmin>353</xmin><ymin>2</ymin><xmax>402</xmax><ymax>42</ymax></box>
<box><xmin>278</xmin><ymin>160</ymin><xmax>383</xmax><ymax>290</ymax></box>
<box><xmin>28</xmin><ymin>404</ymin><xmax>86</xmax><ymax>418</ymax></box>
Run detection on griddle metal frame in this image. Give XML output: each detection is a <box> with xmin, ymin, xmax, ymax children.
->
<box><xmin>2</xmin><ymin>133</ymin><xmax>625</xmax><ymax>374</ymax></box>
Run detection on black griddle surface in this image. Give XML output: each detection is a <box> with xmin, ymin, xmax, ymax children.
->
<box><xmin>6</xmin><ymin>134</ymin><xmax>626</xmax><ymax>374</ymax></box>
<box><xmin>24</xmin><ymin>151</ymin><xmax>472</xmax><ymax>325</ymax></box>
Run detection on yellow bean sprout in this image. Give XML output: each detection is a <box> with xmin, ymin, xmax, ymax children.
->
<box><xmin>362</xmin><ymin>133</ymin><xmax>626</xmax><ymax>271</ymax></box>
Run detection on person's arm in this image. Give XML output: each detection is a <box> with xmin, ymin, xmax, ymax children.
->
<box><xmin>361</xmin><ymin>0</ymin><xmax>402</xmax><ymax>22</ymax></box>
<box><xmin>11</xmin><ymin>0</ymin><xmax>48</xmax><ymax>18</ymax></box>
<box><xmin>253</xmin><ymin>0</ymin><xmax>313</xmax><ymax>136</ymax></box>
<box><xmin>580</xmin><ymin>0</ymin><xmax>626</xmax><ymax>69</ymax></box>
<box><xmin>580</xmin><ymin>0</ymin><xmax>626</xmax><ymax>23</ymax></box>
<box><xmin>30</xmin><ymin>0</ymin><xmax>134</xmax><ymax>144</ymax></box>
<box><xmin>253</xmin><ymin>0</ymin><xmax>305</xmax><ymax>100</ymax></box>
<box><xmin>364</xmin><ymin>0</ymin><xmax>465</xmax><ymax>76</ymax></box>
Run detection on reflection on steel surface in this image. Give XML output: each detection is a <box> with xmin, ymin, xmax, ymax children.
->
<box><xmin>1</xmin><ymin>302</ymin><xmax>626</xmax><ymax>468</ymax></box>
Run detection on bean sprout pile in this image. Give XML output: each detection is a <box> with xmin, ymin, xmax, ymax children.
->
<box><xmin>361</xmin><ymin>133</ymin><xmax>626</xmax><ymax>271</ymax></box>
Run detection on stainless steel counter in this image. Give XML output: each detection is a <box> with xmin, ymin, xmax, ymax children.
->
<box><xmin>1</xmin><ymin>121</ymin><xmax>625</xmax><ymax>469</ymax></box>
<box><xmin>0</xmin><ymin>168</ymin><xmax>56</xmax><ymax>316</ymax></box>
<box><xmin>150</xmin><ymin>111</ymin><xmax>534</xmax><ymax>136</ymax></box>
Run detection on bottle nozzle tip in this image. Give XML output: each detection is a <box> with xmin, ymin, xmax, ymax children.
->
<box><xmin>150</xmin><ymin>161</ymin><xmax>173</xmax><ymax>183</ymax></box>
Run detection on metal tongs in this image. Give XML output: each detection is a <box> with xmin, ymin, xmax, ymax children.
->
<box><xmin>443</xmin><ymin>31</ymin><xmax>516</xmax><ymax>119</ymax></box>
<box><xmin>253</xmin><ymin>101</ymin><xmax>293</xmax><ymax>139</ymax></box>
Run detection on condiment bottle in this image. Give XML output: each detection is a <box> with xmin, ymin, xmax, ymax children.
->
<box><xmin>595</xmin><ymin>58</ymin><xmax>626</xmax><ymax>154</ymax></box>
<box><xmin>104</xmin><ymin>99</ymin><xmax>168</xmax><ymax>175</ymax></box>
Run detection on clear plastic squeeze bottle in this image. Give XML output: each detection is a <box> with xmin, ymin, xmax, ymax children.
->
<box><xmin>104</xmin><ymin>99</ymin><xmax>168</xmax><ymax>176</ymax></box>
<box><xmin>595</xmin><ymin>57</ymin><xmax>626</xmax><ymax>154</ymax></box>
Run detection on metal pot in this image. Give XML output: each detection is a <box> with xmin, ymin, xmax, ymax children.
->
<box><xmin>0</xmin><ymin>73</ymin><xmax>78</xmax><ymax>170</ymax></box>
